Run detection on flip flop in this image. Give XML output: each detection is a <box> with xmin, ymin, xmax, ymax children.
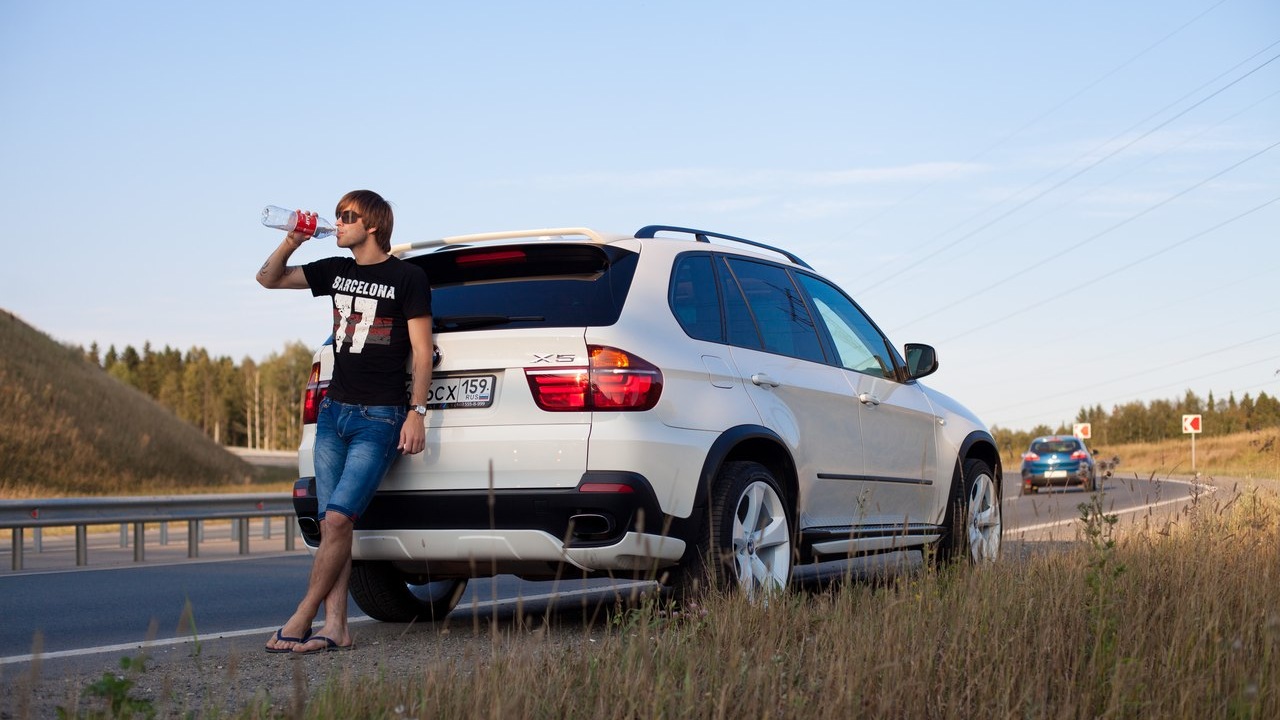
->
<box><xmin>292</xmin><ymin>635</ymin><xmax>355</xmax><ymax>655</ymax></box>
<box><xmin>264</xmin><ymin>627</ymin><xmax>313</xmax><ymax>654</ymax></box>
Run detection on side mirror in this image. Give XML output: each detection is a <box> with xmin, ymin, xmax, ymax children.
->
<box><xmin>904</xmin><ymin>343</ymin><xmax>938</xmax><ymax>380</ymax></box>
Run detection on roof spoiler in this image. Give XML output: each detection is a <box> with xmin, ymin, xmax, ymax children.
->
<box><xmin>390</xmin><ymin>227</ymin><xmax>609</xmax><ymax>257</ymax></box>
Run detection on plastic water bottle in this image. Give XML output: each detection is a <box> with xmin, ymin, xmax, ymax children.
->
<box><xmin>261</xmin><ymin>205</ymin><xmax>336</xmax><ymax>238</ymax></box>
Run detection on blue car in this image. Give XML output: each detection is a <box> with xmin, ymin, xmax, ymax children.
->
<box><xmin>1020</xmin><ymin>435</ymin><xmax>1096</xmax><ymax>495</ymax></box>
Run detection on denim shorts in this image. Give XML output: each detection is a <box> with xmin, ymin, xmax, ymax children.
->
<box><xmin>314</xmin><ymin>397</ymin><xmax>407</xmax><ymax>522</ymax></box>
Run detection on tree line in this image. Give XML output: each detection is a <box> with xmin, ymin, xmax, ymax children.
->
<box><xmin>85</xmin><ymin>340</ymin><xmax>313</xmax><ymax>451</ymax></box>
<box><xmin>82</xmin><ymin>338</ymin><xmax>1280</xmax><ymax>457</ymax></box>
<box><xmin>992</xmin><ymin>388</ymin><xmax>1280</xmax><ymax>457</ymax></box>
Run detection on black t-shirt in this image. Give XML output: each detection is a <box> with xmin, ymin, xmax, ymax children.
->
<box><xmin>302</xmin><ymin>256</ymin><xmax>431</xmax><ymax>406</ymax></box>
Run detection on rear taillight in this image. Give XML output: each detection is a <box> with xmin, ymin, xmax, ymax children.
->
<box><xmin>302</xmin><ymin>362</ymin><xmax>329</xmax><ymax>425</ymax></box>
<box><xmin>1022</xmin><ymin>452</ymin><xmax>1040</xmax><ymax>462</ymax></box>
<box><xmin>1070</xmin><ymin>450</ymin><xmax>1089</xmax><ymax>460</ymax></box>
<box><xmin>525</xmin><ymin>345</ymin><xmax>663</xmax><ymax>412</ymax></box>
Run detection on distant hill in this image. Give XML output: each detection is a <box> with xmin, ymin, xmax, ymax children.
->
<box><xmin>0</xmin><ymin>310</ymin><xmax>254</xmax><ymax>496</ymax></box>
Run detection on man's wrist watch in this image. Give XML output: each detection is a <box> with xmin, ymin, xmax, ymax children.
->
<box><xmin>411</xmin><ymin>404</ymin><xmax>428</xmax><ymax>416</ymax></box>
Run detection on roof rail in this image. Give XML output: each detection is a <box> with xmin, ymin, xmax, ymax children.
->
<box><xmin>390</xmin><ymin>227</ymin><xmax>609</xmax><ymax>257</ymax></box>
<box><xmin>634</xmin><ymin>225</ymin><xmax>811</xmax><ymax>269</ymax></box>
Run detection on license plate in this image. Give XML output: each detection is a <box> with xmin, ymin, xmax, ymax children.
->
<box><xmin>1045</xmin><ymin>470</ymin><xmax>1067</xmax><ymax>479</ymax></box>
<box><xmin>425</xmin><ymin>375</ymin><xmax>495</xmax><ymax>409</ymax></box>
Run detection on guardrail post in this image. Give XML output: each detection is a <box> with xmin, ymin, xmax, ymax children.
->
<box><xmin>285</xmin><ymin>517</ymin><xmax>296</xmax><ymax>551</ymax></box>
<box><xmin>120</xmin><ymin>523</ymin><xmax>128</xmax><ymax>548</ymax></box>
<box><xmin>11</xmin><ymin>528</ymin><xmax>23</xmax><ymax>571</ymax></box>
<box><xmin>238</xmin><ymin>518</ymin><xmax>250</xmax><ymax>554</ymax></box>
<box><xmin>133</xmin><ymin>522</ymin><xmax>145</xmax><ymax>562</ymax></box>
<box><xmin>76</xmin><ymin>526</ymin><xmax>88</xmax><ymax>566</ymax></box>
<box><xmin>262</xmin><ymin>516</ymin><xmax>271</xmax><ymax>540</ymax></box>
<box><xmin>34</xmin><ymin>527</ymin><xmax>42</xmax><ymax>553</ymax></box>
<box><xmin>160</xmin><ymin>522</ymin><xmax>169</xmax><ymax>546</ymax></box>
<box><xmin>188</xmin><ymin>520</ymin><xmax>199</xmax><ymax>558</ymax></box>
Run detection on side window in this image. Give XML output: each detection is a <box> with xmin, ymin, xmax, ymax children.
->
<box><xmin>723</xmin><ymin>258</ymin><xmax>826</xmax><ymax>363</ymax></box>
<box><xmin>716</xmin><ymin>258</ymin><xmax>762</xmax><ymax>349</ymax></box>
<box><xmin>795</xmin><ymin>274</ymin><xmax>897</xmax><ymax>379</ymax></box>
<box><xmin>669</xmin><ymin>254</ymin><xmax>723</xmax><ymax>342</ymax></box>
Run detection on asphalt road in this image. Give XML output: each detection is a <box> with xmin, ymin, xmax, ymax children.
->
<box><xmin>0</xmin><ymin>470</ymin><xmax>1214</xmax><ymax>664</ymax></box>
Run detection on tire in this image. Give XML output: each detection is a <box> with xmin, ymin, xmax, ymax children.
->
<box><xmin>933</xmin><ymin>458</ymin><xmax>1002</xmax><ymax>565</ymax></box>
<box><xmin>349</xmin><ymin>560</ymin><xmax>467</xmax><ymax>623</ymax></box>
<box><xmin>669</xmin><ymin>461</ymin><xmax>793</xmax><ymax>601</ymax></box>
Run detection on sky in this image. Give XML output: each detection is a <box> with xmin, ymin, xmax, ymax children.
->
<box><xmin>2</xmin><ymin>0</ymin><xmax>1277</xmax><ymax>432</ymax></box>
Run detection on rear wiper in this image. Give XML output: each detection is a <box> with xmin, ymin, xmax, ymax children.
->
<box><xmin>434</xmin><ymin>315</ymin><xmax>545</xmax><ymax>331</ymax></box>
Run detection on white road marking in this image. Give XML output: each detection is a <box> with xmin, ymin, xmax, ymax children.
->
<box><xmin>1009</xmin><ymin>477</ymin><xmax>1217</xmax><ymax>535</ymax></box>
<box><xmin>0</xmin><ymin>581</ymin><xmax>653</xmax><ymax>666</ymax></box>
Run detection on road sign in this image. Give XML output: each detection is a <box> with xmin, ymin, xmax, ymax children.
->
<box><xmin>1073</xmin><ymin>423</ymin><xmax>1092</xmax><ymax>440</ymax></box>
<box><xmin>1182</xmin><ymin>414</ymin><xmax>1202</xmax><ymax>434</ymax></box>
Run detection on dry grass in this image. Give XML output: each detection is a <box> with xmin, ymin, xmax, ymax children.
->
<box><xmin>1000</xmin><ymin>428</ymin><xmax>1280</xmax><ymax>481</ymax></box>
<box><xmin>0</xmin><ymin>310</ymin><xmax>258</xmax><ymax>497</ymax></box>
<box><xmin>1101</xmin><ymin>430</ymin><xmax>1280</xmax><ymax>479</ymax></box>
<box><xmin>215</xmin><ymin>487</ymin><xmax>1280</xmax><ymax>719</ymax></box>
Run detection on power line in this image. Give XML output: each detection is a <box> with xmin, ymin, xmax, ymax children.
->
<box><xmin>987</xmin><ymin>331</ymin><xmax>1280</xmax><ymax>414</ymax></box>
<box><xmin>926</xmin><ymin>87</ymin><xmax>1280</xmax><ymax>271</ymax></box>
<box><xmin>996</xmin><ymin>353</ymin><xmax>1280</xmax><ymax>429</ymax></box>
<box><xmin>933</xmin><ymin>186</ymin><xmax>1280</xmax><ymax>343</ymax></box>
<box><xmin>842</xmin><ymin>0</ymin><xmax>1234</xmax><ymax>238</ymax></box>
<box><xmin>895</xmin><ymin>134</ymin><xmax>1280</xmax><ymax>330</ymax></box>
<box><xmin>859</xmin><ymin>39</ymin><xmax>1280</xmax><ymax>298</ymax></box>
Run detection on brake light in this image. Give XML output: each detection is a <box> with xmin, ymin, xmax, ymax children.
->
<box><xmin>1070</xmin><ymin>450</ymin><xmax>1089</xmax><ymax>460</ymax></box>
<box><xmin>525</xmin><ymin>345</ymin><xmax>663</xmax><ymax>412</ymax></box>
<box><xmin>1022</xmin><ymin>452</ymin><xmax>1039</xmax><ymax>462</ymax></box>
<box><xmin>456</xmin><ymin>249</ymin><xmax>527</xmax><ymax>266</ymax></box>
<box><xmin>302</xmin><ymin>362</ymin><xmax>329</xmax><ymax>425</ymax></box>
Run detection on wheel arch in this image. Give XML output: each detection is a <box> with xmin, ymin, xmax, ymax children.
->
<box><xmin>674</xmin><ymin>425</ymin><xmax>797</xmax><ymax>558</ymax></box>
<box><xmin>664</xmin><ymin>424</ymin><xmax>797</xmax><ymax>592</ymax></box>
<box><xmin>700</xmin><ymin>425</ymin><xmax>798</xmax><ymax>512</ymax></box>
<box><xmin>950</xmin><ymin>429</ymin><xmax>1002</xmax><ymax>494</ymax></box>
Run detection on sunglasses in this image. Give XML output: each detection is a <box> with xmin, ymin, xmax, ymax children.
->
<box><xmin>336</xmin><ymin>209</ymin><xmax>363</xmax><ymax>223</ymax></box>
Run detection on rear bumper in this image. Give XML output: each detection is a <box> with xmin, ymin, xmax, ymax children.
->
<box><xmin>292</xmin><ymin>471</ymin><xmax>690</xmax><ymax>574</ymax></box>
<box><xmin>1021</xmin><ymin>470</ymin><xmax>1092</xmax><ymax>487</ymax></box>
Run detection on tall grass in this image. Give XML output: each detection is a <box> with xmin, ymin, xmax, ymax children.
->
<box><xmin>0</xmin><ymin>310</ymin><xmax>256</xmax><ymax>496</ymax></box>
<box><xmin>221</xmin><ymin>488</ymin><xmax>1280</xmax><ymax>719</ymax></box>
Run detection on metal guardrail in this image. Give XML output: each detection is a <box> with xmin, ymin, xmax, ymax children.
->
<box><xmin>0</xmin><ymin>493</ymin><xmax>297</xmax><ymax>571</ymax></box>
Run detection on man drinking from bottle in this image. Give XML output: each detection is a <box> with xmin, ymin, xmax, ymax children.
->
<box><xmin>256</xmin><ymin>189</ymin><xmax>431</xmax><ymax>654</ymax></box>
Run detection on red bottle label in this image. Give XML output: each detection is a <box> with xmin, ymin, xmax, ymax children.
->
<box><xmin>292</xmin><ymin>213</ymin><xmax>318</xmax><ymax>236</ymax></box>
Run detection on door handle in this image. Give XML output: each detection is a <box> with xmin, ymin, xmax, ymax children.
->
<box><xmin>858</xmin><ymin>392</ymin><xmax>881</xmax><ymax>406</ymax></box>
<box><xmin>751</xmin><ymin>373</ymin><xmax>780</xmax><ymax>388</ymax></box>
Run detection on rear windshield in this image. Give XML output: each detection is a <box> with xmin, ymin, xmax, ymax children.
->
<box><xmin>1031</xmin><ymin>439</ymin><xmax>1082</xmax><ymax>454</ymax></box>
<box><xmin>407</xmin><ymin>243</ymin><xmax>638</xmax><ymax>332</ymax></box>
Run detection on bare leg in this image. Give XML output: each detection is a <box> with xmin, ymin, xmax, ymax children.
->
<box><xmin>290</xmin><ymin>514</ymin><xmax>357</xmax><ymax>652</ymax></box>
<box><xmin>265</xmin><ymin>514</ymin><xmax>354</xmax><ymax>651</ymax></box>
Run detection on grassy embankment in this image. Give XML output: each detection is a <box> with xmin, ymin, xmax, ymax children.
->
<box><xmin>0</xmin><ymin>310</ymin><xmax>290</xmax><ymax>499</ymax></box>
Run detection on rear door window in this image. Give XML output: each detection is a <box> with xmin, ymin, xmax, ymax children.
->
<box><xmin>409</xmin><ymin>244</ymin><xmax>638</xmax><ymax>331</ymax></box>
<box><xmin>721</xmin><ymin>257</ymin><xmax>826</xmax><ymax>364</ymax></box>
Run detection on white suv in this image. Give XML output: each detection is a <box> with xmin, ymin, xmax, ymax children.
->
<box><xmin>292</xmin><ymin>225</ymin><xmax>1002</xmax><ymax>620</ymax></box>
